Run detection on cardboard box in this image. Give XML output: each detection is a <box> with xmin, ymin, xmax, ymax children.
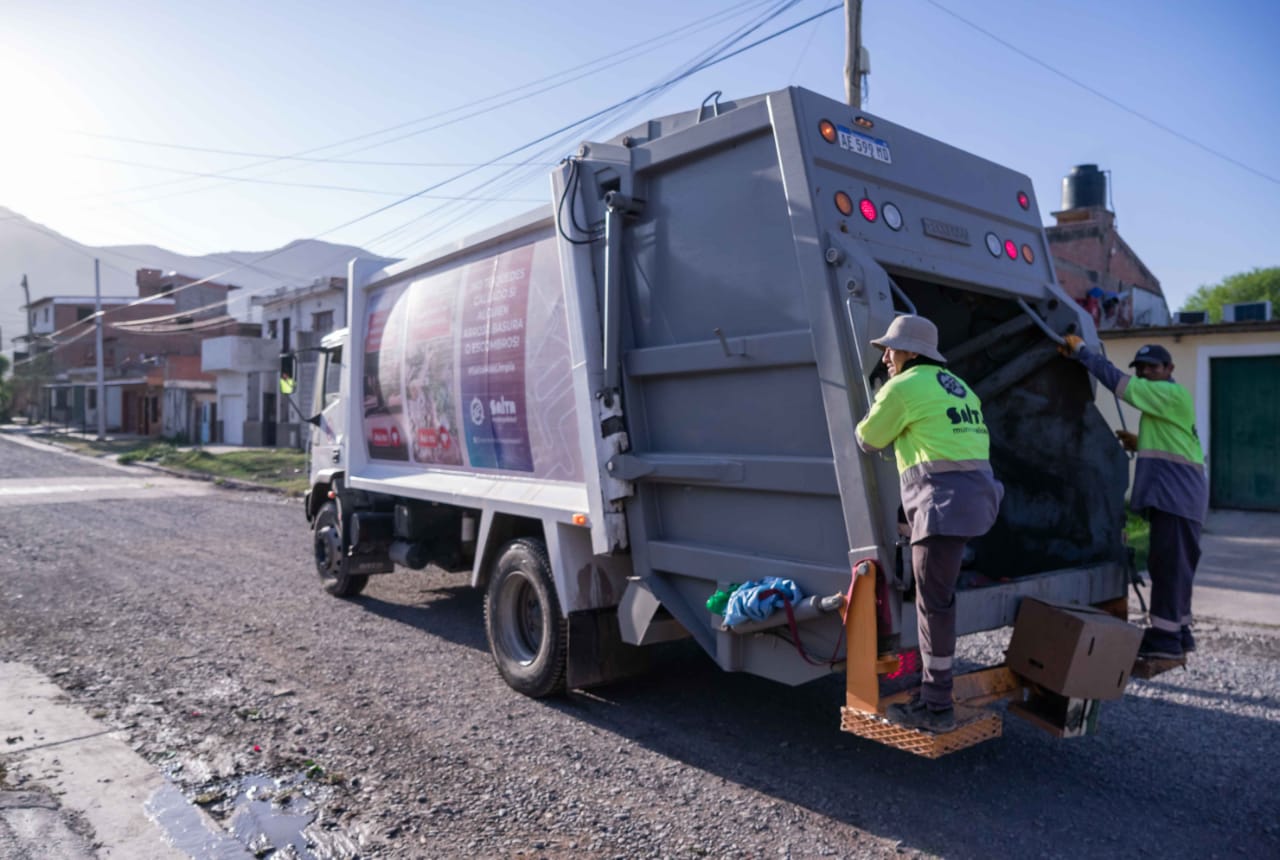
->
<box><xmin>1005</xmin><ymin>598</ymin><xmax>1142</xmax><ymax>700</ymax></box>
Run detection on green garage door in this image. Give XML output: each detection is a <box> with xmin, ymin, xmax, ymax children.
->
<box><xmin>1210</xmin><ymin>354</ymin><xmax>1280</xmax><ymax>510</ymax></box>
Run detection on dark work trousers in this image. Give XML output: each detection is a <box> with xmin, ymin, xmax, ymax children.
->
<box><xmin>1147</xmin><ymin>508</ymin><xmax>1202</xmax><ymax>631</ymax></box>
<box><xmin>912</xmin><ymin>535</ymin><xmax>967</xmax><ymax>709</ymax></box>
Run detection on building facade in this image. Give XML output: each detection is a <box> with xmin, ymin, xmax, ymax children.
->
<box><xmin>20</xmin><ymin>269</ymin><xmax>250</xmax><ymax>439</ymax></box>
<box><xmin>202</xmin><ymin>276</ymin><xmax>346</xmax><ymax>448</ymax></box>
<box><xmin>1047</xmin><ymin>164</ymin><xmax>1170</xmax><ymax>330</ymax></box>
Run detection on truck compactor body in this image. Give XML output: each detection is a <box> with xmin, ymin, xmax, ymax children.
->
<box><xmin>302</xmin><ymin>86</ymin><xmax>1129</xmax><ymax>716</ymax></box>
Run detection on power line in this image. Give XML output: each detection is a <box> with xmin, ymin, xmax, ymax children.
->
<box><xmin>91</xmin><ymin>1</ymin><xmax>819</xmax><ymax>329</ymax></box>
<box><xmin>17</xmin><ymin>1</ymin><xmax>840</xmax><ymax>349</ymax></box>
<box><xmin>366</xmin><ymin>0</ymin><xmax>824</xmax><ymax>257</ymax></box>
<box><xmin>923</xmin><ymin>0</ymin><xmax>1280</xmax><ymax>187</ymax></box>
<box><xmin>65</xmin><ymin>0</ymin><xmax>777</xmax><ymax>204</ymax></box>
<box><xmin>68</xmin><ymin>153</ymin><xmax>547</xmax><ymax>199</ymax></box>
<box><xmin>64</xmin><ymin>141</ymin><xmax>559</xmax><ymax>169</ymax></box>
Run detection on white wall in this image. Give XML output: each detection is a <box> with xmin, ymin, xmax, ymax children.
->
<box><xmin>202</xmin><ymin>336</ymin><xmax>278</xmax><ymax>373</ymax></box>
<box><xmin>219</xmin><ymin>393</ymin><xmax>246</xmax><ymax>445</ymax></box>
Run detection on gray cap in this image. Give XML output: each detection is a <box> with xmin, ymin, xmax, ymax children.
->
<box><xmin>871</xmin><ymin>314</ymin><xmax>946</xmax><ymax>363</ymax></box>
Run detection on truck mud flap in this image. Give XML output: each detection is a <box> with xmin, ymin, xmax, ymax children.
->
<box><xmin>566</xmin><ymin>608</ymin><xmax>651</xmax><ymax>690</ymax></box>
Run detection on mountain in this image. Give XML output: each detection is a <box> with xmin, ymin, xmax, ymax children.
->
<box><xmin>0</xmin><ymin>206</ymin><xmax>395</xmax><ymax>358</ymax></box>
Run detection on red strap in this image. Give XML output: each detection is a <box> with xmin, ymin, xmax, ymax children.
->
<box><xmin>758</xmin><ymin>588</ymin><xmax>845</xmax><ymax>667</ymax></box>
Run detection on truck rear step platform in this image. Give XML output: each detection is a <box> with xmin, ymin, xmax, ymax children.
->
<box><xmin>840</xmin><ymin>665</ymin><xmax>1020</xmax><ymax>758</ymax></box>
<box><xmin>840</xmin><ymin>702</ymin><xmax>1001</xmax><ymax>759</ymax></box>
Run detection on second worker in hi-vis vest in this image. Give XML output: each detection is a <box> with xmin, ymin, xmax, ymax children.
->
<box><xmin>855</xmin><ymin>315</ymin><xmax>1004</xmax><ymax>733</ymax></box>
<box><xmin>1060</xmin><ymin>337</ymin><xmax>1208</xmax><ymax>661</ymax></box>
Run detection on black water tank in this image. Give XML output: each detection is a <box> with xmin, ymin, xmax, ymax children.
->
<box><xmin>1061</xmin><ymin>164</ymin><xmax>1108</xmax><ymax>210</ymax></box>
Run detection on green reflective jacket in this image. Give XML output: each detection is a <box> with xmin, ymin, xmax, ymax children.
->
<box><xmin>855</xmin><ymin>363</ymin><xmax>991</xmax><ymax>474</ymax></box>
<box><xmin>1117</xmin><ymin>376</ymin><xmax>1204</xmax><ymax>466</ymax></box>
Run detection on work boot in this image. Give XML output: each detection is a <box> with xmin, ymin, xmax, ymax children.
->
<box><xmin>885</xmin><ymin>696</ymin><xmax>956</xmax><ymax>733</ymax></box>
<box><xmin>1180</xmin><ymin>626</ymin><xmax>1196</xmax><ymax>653</ymax></box>
<box><xmin>1137</xmin><ymin>627</ymin><xmax>1183</xmax><ymax>661</ymax></box>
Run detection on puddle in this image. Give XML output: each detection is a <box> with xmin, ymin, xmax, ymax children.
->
<box><xmin>149</xmin><ymin>772</ymin><xmax>326</xmax><ymax>859</ymax></box>
<box><xmin>146</xmin><ymin>782</ymin><xmax>254</xmax><ymax>859</ymax></box>
<box><xmin>227</xmin><ymin>774</ymin><xmax>318</xmax><ymax>859</ymax></box>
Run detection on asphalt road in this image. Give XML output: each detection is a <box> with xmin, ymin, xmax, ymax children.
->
<box><xmin>1</xmin><ymin>436</ymin><xmax>1277</xmax><ymax>859</ymax></box>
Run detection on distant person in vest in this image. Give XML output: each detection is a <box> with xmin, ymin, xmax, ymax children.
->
<box><xmin>855</xmin><ymin>315</ymin><xmax>1004</xmax><ymax>732</ymax></box>
<box><xmin>1060</xmin><ymin>338</ymin><xmax>1208</xmax><ymax>660</ymax></box>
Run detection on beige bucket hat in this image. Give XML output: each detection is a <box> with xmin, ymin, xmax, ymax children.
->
<box><xmin>870</xmin><ymin>314</ymin><xmax>946</xmax><ymax>363</ymax></box>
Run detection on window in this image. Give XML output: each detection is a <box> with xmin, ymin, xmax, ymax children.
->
<box><xmin>315</xmin><ymin>345</ymin><xmax>343</xmax><ymax>414</ymax></box>
<box><xmin>312</xmin><ymin>310</ymin><xmax>334</xmax><ymax>333</ymax></box>
<box><xmin>282</xmin><ymin>318</ymin><xmax>291</xmax><ymax>352</ymax></box>
<box><xmin>44</xmin><ymin>307</ymin><xmax>50</xmax><ymax>322</ymax></box>
<box><xmin>77</xmin><ymin>306</ymin><xmax>93</xmax><ymax>321</ymax></box>
<box><xmin>267</xmin><ymin>320</ymin><xmax>278</xmax><ymax>340</ymax></box>
<box><xmin>88</xmin><ymin>389</ymin><xmax>97</xmax><ymax>409</ymax></box>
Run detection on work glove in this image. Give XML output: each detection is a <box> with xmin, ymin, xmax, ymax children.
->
<box><xmin>1115</xmin><ymin>430</ymin><xmax>1138</xmax><ymax>452</ymax></box>
<box><xmin>1057</xmin><ymin>334</ymin><xmax>1085</xmax><ymax>357</ymax></box>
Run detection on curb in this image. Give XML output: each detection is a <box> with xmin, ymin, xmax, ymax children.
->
<box><xmin>1</xmin><ymin>429</ymin><xmax>304</xmax><ymax>499</ymax></box>
<box><xmin>129</xmin><ymin>460</ymin><xmax>302</xmax><ymax>498</ymax></box>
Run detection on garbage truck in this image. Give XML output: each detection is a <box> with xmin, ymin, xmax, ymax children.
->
<box><xmin>299</xmin><ymin>86</ymin><xmax>1137</xmax><ymax>756</ymax></box>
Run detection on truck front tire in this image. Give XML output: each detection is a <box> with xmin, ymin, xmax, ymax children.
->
<box><xmin>313</xmin><ymin>501</ymin><xmax>369</xmax><ymax>598</ymax></box>
<box><xmin>484</xmin><ymin>538</ymin><xmax>567</xmax><ymax>698</ymax></box>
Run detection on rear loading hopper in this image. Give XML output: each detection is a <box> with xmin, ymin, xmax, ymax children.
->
<box><xmin>555</xmin><ymin>87</ymin><xmax>1129</xmax><ymax>685</ymax></box>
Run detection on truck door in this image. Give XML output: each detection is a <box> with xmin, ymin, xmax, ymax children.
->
<box><xmin>310</xmin><ymin>343</ymin><xmax>345</xmax><ymax>476</ymax></box>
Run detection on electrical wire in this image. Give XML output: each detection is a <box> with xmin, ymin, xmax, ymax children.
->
<box><xmin>16</xmin><ymin>1</ymin><xmax>840</xmax><ymax>352</ymax></box>
<box><xmin>65</xmin><ymin>0</ymin><xmax>779</xmax><ymax>205</ymax></box>
<box><xmin>556</xmin><ymin>158</ymin><xmax>600</xmax><ymax>246</ymax></box>
<box><xmin>923</xmin><ymin>0</ymin><xmax>1280</xmax><ymax>187</ymax></box>
<box><xmin>66</xmin><ymin>153</ymin><xmax>548</xmax><ymax>200</ymax></box>
<box><xmin>378</xmin><ymin>0</ymin><xmax>830</xmax><ymax>258</ymax></box>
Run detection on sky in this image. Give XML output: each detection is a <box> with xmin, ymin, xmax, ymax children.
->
<box><xmin>1</xmin><ymin>0</ymin><xmax>1277</xmax><ymax>314</ymax></box>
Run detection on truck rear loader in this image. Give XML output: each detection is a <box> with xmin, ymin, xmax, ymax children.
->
<box><xmin>299</xmin><ymin>86</ymin><xmax>1137</xmax><ymax>756</ymax></box>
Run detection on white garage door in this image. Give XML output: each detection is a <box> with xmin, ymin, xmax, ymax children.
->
<box><xmin>219</xmin><ymin>394</ymin><xmax>245</xmax><ymax>445</ymax></box>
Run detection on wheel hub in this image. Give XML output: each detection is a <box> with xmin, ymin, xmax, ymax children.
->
<box><xmin>497</xmin><ymin>573</ymin><xmax>543</xmax><ymax>665</ymax></box>
<box><xmin>315</xmin><ymin>525</ymin><xmax>343</xmax><ymax>578</ymax></box>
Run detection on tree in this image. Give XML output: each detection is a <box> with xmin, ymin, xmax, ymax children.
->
<box><xmin>1182</xmin><ymin>266</ymin><xmax>1280</xmax><ymax>321</ymax></box>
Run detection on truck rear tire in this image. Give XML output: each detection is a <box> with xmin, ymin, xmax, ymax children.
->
<box><xmin>484</xmin><ymin>538</ymin><xmax>567</xmax><ymax>698</ymax></box>
<box><xmin>313</xmin><ymin>501</ymin><xmax>369</xmax><ymax>598</ymax></box>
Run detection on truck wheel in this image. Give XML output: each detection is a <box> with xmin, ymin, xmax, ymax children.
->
<box><xmin>313</xmin><ymin>501</ymin><xmax>369</xmax><ymax>598</ymax></box>
<box><xmin>484</xmin><ymin>538</ymin><xmax>566</xmax><ymax>698</ymax></box>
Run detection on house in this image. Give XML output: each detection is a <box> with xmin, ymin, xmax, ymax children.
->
<box><xmin>202</xmin><ymin>275</ymin><xmax>346</xmax><ymax>448</ymax></box>
<box><xmin>200</xmin><ymin>335</ymin><xmax>275</xmax><ymax>445</ymax></box>
<box><xmin>1047</xmin><ymin>164</ymin><xmax>1170</xmax><ymax>330</ymax></box>
<box><xmin>21</xmin><ymin>269</ymin><xmax>251</xmax><ymax>439</ymax></box>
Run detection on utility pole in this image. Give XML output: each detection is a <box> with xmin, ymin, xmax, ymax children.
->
<box><xmin>844</xmin><ymin>0</ymin><xmax>866</xmax><ymax>108</ymax></box>
<box><xmin>94</xmin><ymin>259</ymin><xmax>106</xmax><ymax>440</ymax></box>
<box><xmin>19</xmin><ymin>274</ymin><xmax>36</xmax><ymax>423</ymax></box>
<box><xmin>20</xmin><ymin>274</ymin><xmax>33</xmax><ymax>345</ymax></box>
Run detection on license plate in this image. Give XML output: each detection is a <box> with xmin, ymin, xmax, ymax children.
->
<box><xmin>837</xmin><ymin>126</ymin><xmax>892</xmax><ymax>164</ymax></box>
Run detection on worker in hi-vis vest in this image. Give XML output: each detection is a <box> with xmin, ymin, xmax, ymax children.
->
<box><xmin>1060</xmin><ymin>337</ymin><xmax>1207</xmax><ymax>661</ymax></box>
<box><xmin>855</xmin><ymin>315</ymin><xmax>1003</xmax><ymax>733</ymax></box>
